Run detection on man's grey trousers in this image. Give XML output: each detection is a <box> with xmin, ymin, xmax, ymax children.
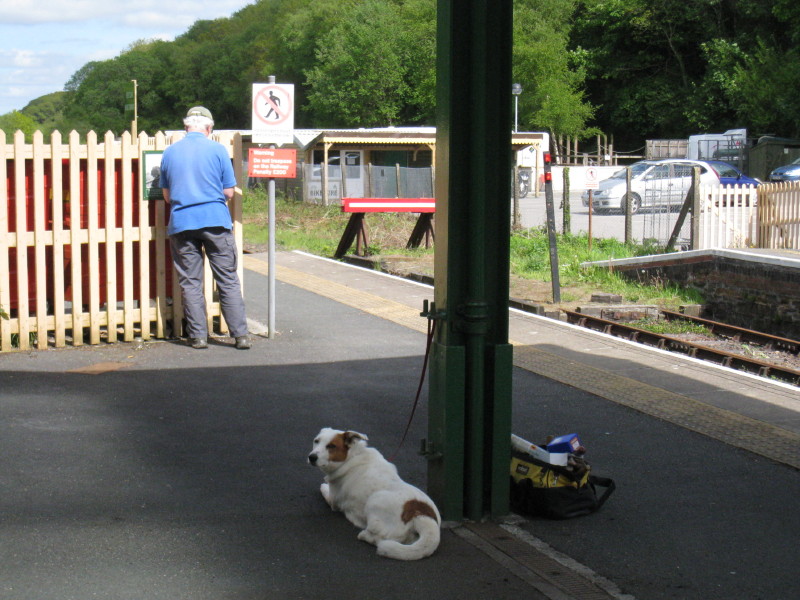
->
<box><xmin>169</xmin><ymin>227</ymin><xmax>248</xmax><ymax>339</ymax></box>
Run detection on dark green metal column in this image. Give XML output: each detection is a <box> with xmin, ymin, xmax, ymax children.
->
<box><xmin>426</xmin><ymin>0</ymin><xmax>513</xmax><ymax>522</ymax></box>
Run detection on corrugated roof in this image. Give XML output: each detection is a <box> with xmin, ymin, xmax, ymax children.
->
<box><xmin>238</xmin><ymin>127</ymin><xmax>547</xmax><ymax>149</ymax></box>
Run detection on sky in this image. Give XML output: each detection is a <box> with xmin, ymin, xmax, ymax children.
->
<box><xmin>0</xmin><ymin>1</ymin><xmax>254</xmax><ymax>115</ymax></box>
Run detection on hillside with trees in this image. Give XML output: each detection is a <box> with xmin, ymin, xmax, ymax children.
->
<box><xmin>3</xmin><ymin>0</ymin><xmax>798</xmax><ymax>149</ymax></box>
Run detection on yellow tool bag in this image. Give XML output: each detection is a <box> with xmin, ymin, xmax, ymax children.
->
<box><xmin>509</xmin><ymin>450</ymin><xmax>615</xmax><ymax>519</ymax></box>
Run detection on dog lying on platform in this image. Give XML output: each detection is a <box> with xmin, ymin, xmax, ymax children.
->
<box><xmin>308</xmin><ymin>428</ymin><xmax>441</xmax><ymax>560</ymax></box>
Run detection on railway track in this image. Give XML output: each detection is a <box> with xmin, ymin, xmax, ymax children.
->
<box><xmin>562</xmin><ymin>309</ymin><xmax>800</xmax><ymax>386</ymax></box>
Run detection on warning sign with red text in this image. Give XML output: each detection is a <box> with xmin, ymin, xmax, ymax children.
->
<box><xmin>248</xmin><ymin>148</ymin><xmax>297</xmax><ymax>178</ymax></box>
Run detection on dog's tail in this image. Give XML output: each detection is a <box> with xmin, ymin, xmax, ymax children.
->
<box><xmin>376</xmin><ymin>515</ymin><xmax>440</xmax><ymax>561</ymax></box>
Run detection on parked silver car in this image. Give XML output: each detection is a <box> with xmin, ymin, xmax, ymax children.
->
<box><xmin>581</xmin><ymin>159</ymin><xmax>721</xmax><ymax>214</ymax></box>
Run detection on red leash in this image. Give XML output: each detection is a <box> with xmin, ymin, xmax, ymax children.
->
<box><xmin>390</xmin><ymin>316</ymin><xmax>436</xmax><ymax>462</ymax></box>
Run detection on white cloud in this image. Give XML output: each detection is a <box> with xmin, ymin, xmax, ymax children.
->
<box><xmin>0</xmin><ymin>1</ymin><xmax>251</xmax><ymax>26</ymax></box>
<box><xmin>11</xmin><ymin>50</ymin><xmax>44</xmax><ymax>68</ymax></box>
<box><xmin>6</xmin><ymin>86</ymin><xmax>30</xmax><ymax>99</ymax></box>
<box><xmin>0</xmin><ymin>1</ymin><xmax>254</xmax><ymax>114</ymax></box>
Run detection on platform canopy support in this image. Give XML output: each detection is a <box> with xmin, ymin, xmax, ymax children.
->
<box><xmin>426</xmin><ymin>0</ymin><xmax>514</xmax><ymax>521</ymax></box>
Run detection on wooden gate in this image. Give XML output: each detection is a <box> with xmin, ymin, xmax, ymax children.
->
<box><xmin>0</xmin><ymin>129</ymin><xmax>244</xmax><ymax>352</ymax></box>
<box><xmin>757</xmin><ymin>182</ymin><xmax>800</xmax><ymax>249</ymax></box>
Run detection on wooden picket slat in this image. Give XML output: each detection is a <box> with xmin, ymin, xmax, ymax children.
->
<box><xmin>86</xmin><ymin>130</ymin><xmax>101</xmax><ymax>345</ymax></box>
<box><xmin>33</xmin><ymin>132</ymin><xmax>47</xmax><ymax>349</ymax></box>
<box><xmin>68</xmin><ymin>131</ymin><xmax>84</xmax><ymax>346</ymax></box>
<box><xmin>121</xmin><ymin>131</ymin><xmax>135</xmax><ymax>341</ymax></box>
<box><xmin>13</xmin><ymin>131</ymin><xmax>30</xmax><ymax>350</ymax></box>
<box><xmin>103</xmin><ymin>130</ymin><xmax>117</xmax><ymax>343</ymax></box>
<box><xmin>136</xmin><ymin>132</ymin><xmax>151</xmax><ymax>341</ymax></box>
<box><xmin>51</xmin><ymin>131</ymin><xmax>66</xmax><ymax>347</ymax></box>
<box><xmin>153</xmin><ymin>132</ymin><xmax>169</xmax><ymax>339</ymax></box>
<box><xmin>0</xmin><ymin>130</ymin><xmax>10</xmax><ymax>351</ymax></box>
<box><xmin>0</xmin><ymin>129</ymin><xmax>242</xmax><ymax>352</ymax></box>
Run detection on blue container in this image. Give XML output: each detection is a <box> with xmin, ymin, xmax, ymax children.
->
<box><xmin>546</xmin><ymin>433</ymin><xmax>582</xmax><ymax>454</ymax></box>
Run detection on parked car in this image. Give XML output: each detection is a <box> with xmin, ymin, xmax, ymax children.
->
<box><xmin>768</xmin><ymin>157</ymin><xmax>800</xmax><ymax>182</ymax></box>
<box><xmin>705</xmin><ymin>160</ymin><xmax>761</xmax><ymax>186</ymax></box>
<box><xmin>581</xmin><ymin>159</ymin><xmax>721</xmax><ymax>214</ymax></box>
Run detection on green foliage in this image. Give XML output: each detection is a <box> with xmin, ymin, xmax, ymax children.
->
<box><xmin>6</xmin><ymin>0</ymin><xmax>800</xmax><ymax>144</ymax></box>
<box><xmin>509</xmin><ymin>228</ymin><xmax>703</xmax><ymax>305</ymax></box>
<box><xmin>305</xmin><ymin>1</ymin><xmax>413</xmax><ymax>126</ymax></box>
<box><xmin>18</xmin><ymin>92</ymin><xmax>70</xmax><ymax>133</ymax></box>
<box><xmin>513</xmin><ymin>0</ymin><xmax>594</xmax><ymax>136</ymax></box>
<box><xmin>8</xmin><ymin>0</ymin><xmax>589</xmax><ymax>136</ymax></box>
<box><xmin>572</xmin><ymin>0</ymin><xmax>800</xmax><ymax>142</ymax></box>
<box><xmin>629</xmin><ymin>318</ymin><xmax>709</xmax><ymax>336</ymax></box>
<box><xmin>243</xmin><ymin>188</ymin><xmax>351</xmax><ymax>256</ymax></box>
<box><xmin>730</xmin><ymin>41</ymin><xmax>800</xmax><ymax>137</ymax></box>
<box><xmin>0</xmin><ymin>110</ymin><xmax>38</xmax><ymax>140</ymax></box>
<box><xmin>244</xmin><ymin>196</ymin><xmax>703</xmax><ymax>308</ymax></box>
<box><xmin>65</xmin><ymin>42</ymin><xmax>176</xmax><ymax>135</ymax></box>
<box><xmin>300</xmin><ymin>0</ymin><xmax>436</xmax><ymax>126</ymax></box>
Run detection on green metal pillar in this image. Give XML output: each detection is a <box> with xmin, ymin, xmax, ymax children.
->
<box><xmin>426</xmin><ymin>0</ymin><xmax>513</xmax><ymax>522</ymax></box>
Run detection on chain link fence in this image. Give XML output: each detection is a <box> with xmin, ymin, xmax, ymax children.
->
<box><xmin>518</xmin><ymin>165</ymin><xmax>703</xmax><ymax>249</ymax></box>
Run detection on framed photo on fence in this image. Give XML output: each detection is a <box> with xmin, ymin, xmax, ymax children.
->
<box><xmin>142</xmin><ymin>151</ymin><xmax>164</xmax><ymax>201</ymax></box>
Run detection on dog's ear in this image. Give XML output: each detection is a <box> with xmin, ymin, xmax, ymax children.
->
<box><xmin>343</xmin><ymin>431</ymin><xmax>368</xmax><ymax>446</ymax></box>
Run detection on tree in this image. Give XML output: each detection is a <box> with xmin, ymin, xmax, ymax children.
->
<box><xmin>64</xmin><ymin>47</ymin><xmax>172</xmax><ymax>134</ymax></box>
<box><xmin>513</xmin><ymin>0</ymin><xmax>594</xmax><ymax>137</ymax></box>
<box><xmin>706</xmin><ymin>1</ymin><xmax>800</xmax><ymax>137</ymax></box>
<box><xmin>0</xmin><ymin>110</ymin><xmax>38</xmax><ymax>140</ymax></box>
<box><xmin>572</xmin><ymin>0</ymin><xmax>800</xmax><ymax>143</ymax></box>
<box><xmin>304</xmin><ymin>1</ymin><xmax>424</xmax><ymax>126</ymax></box>
<box><xmin>731</xmin><ymin>42</ymin><xmax>800</xmax><ymax>137</ymax></box>
<box><xmin>64</xmin><ymin>62</ymin><xmax>99</xmax><ymax>92</ymax></box>
<box><xmin>18</xmin><ymin>92</ymin><xmax>69</xmax><ymax>134</ymax></box>
<box><xmin>572</xmin><ymin>0</ymin><xmax>710</xmax><ymax>141</ymax></box>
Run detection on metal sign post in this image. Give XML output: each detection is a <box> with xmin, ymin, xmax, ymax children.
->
<box><xmin>585</xmin><ymin>167</ymin><xmax>599</xmax><ymax>253</ymax></box>
<box><xmin>251</xmin><ymin>76</ymin><xmax>296</xmax><ymax>339</ymax></box>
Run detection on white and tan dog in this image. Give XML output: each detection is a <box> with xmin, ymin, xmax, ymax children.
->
<box><xmin>308</xmin><ymin>428</ymin><xmax>441</xmax><ymax>560</ymax></box>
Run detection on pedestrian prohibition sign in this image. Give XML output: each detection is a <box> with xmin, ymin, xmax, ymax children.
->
<box><xmin>584</xmin><ymin>166</ymin><xmax>599</xmax><ymax>190</ymax></box>
<box><xmin>252</xmin><ymin>83</ymin><xmax>294</xmax><ymax>145</ymax></box>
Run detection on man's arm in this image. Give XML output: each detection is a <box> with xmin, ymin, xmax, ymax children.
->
<box><xmin>162</xmin><ymin>188</ymin><xmax>170</xmax><ymax>203</ymax></box>
<box><xmin>223</xmin><ymin>187</ymin><xmax>234</xmax><ymax>201</ymax></box>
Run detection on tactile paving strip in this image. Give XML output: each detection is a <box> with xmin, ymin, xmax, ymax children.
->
<box><xmin>512</xmin><ymin>346</ymin><xmax>800</xmax><ymax>469</ymax></box>
<box><xmin>246</xmin><ymin>257</ymin><xmax>800</xmax><ymax>469</ymax></box>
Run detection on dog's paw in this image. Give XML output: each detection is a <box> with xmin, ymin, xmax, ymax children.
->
<box><xmin>358</xmin><ymin>529</ymin><xmax>379</xmax><ymax>545</ymax></box>
<box><xmin>320</xmin><ymin>482</ymin><xmax>331</xmax><ymax>501</ymax></box>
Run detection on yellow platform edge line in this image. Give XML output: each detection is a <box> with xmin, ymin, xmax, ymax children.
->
<box><xmin>245</xmin><ymin>256</ymin><xmax>800</xmax><ymax>469</ymax></box>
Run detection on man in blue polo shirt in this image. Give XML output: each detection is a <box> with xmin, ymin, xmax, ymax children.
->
<box><xmin>160</xmin><ymin>106</ymin><xmax>250</xmax><ymax>349</ymax></box>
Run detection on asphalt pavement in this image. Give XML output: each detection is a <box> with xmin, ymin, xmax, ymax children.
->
<box><xmin>1</xmin><ymin>250</ymin><xmax>798</xmax><ymax>600</ymax></box>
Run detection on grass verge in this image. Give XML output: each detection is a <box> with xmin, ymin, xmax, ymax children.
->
<box><xmin>243</xmin><ymin>191</ymin><xmax>704</xmax><ymax>310</ymax></box>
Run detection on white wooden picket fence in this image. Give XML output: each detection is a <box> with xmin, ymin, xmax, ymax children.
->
<box><xmin>0</xmin><ymin>129</ymin><xmax>244</xmax><ymax>352</ymax></box>
<box><xmin>699</xmin><ymin>184</ymin><xmax>759</xmax><ymax>249</ymax></box>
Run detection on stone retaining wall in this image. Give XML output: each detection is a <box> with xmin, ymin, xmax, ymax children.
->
<box><xmin>607</xmin><ymin>251</ymin><xmax>800</xmax><ymax>340</ymax></box>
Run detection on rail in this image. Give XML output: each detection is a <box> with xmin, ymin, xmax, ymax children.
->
<box><xmin>563</xmin><ymin>310</ymin><xmax>800</xmax><ymax>386</ymax></box>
